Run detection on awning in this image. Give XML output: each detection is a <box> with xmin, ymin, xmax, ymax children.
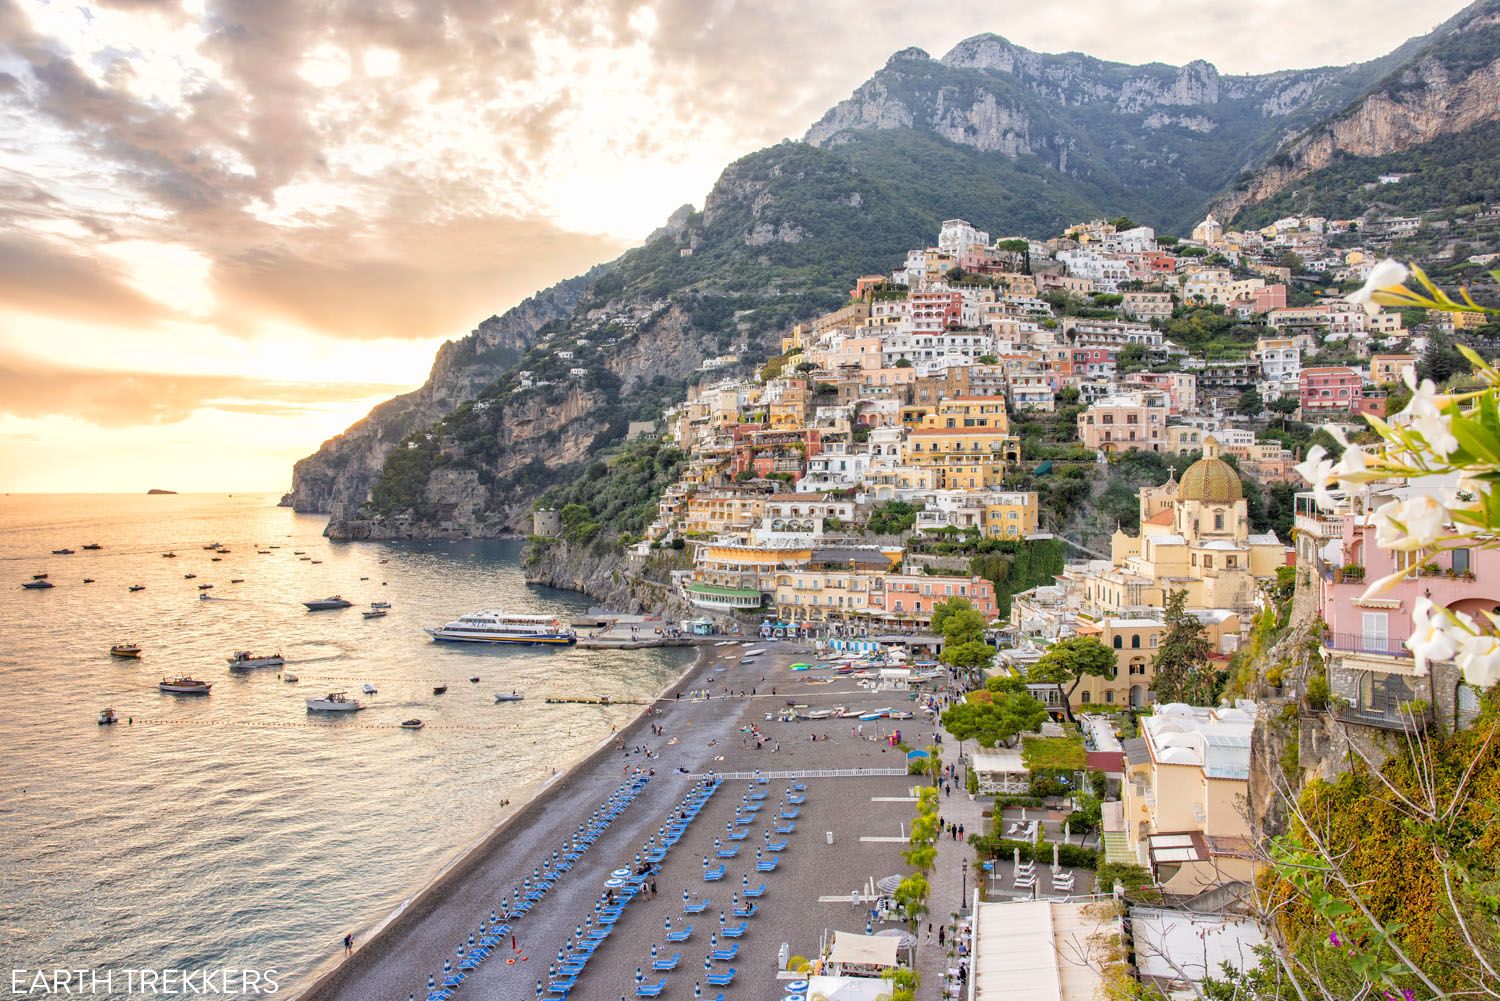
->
<box><xmin>827</xmin><ymin>931</ymin><xmax>899</xmax><ymax>968</ymax></box>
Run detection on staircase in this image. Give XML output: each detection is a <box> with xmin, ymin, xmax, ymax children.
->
<box><xmin>1101</xmin><ymin>830</ymin><xmax>1134</xmax><ymax>866</ymax></box>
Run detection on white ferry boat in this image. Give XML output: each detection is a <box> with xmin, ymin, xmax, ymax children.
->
<box><xmin>306</xmin><ymin>692</ymin><xmax>363</xmax><ymax>712</ymax></box>
<box><xmin>424</xmin><ymin>611</ymin><xmax>576</xmax><ymax>645</ymax></box>
<box><xmin>227</xmin><ymin>651</ymin><xmax>285</xmax><ymax>669</ymax></box>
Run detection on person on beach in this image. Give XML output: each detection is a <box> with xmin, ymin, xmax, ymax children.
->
<box><xmin>343</xmin><ymin>933</ymin><xmax>353</xmax><ymax>955</ymax></box>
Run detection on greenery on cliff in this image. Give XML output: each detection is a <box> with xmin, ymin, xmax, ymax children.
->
<box><xmin>534</xmin><ymin>439</ymin><xmax>687</xmax><ymax>548</ymax></box>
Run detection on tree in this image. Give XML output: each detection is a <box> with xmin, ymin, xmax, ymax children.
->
<box><xmin>941</xmin><ymin>639</ymin><xmax>996</xmax><ymax>673</ymax></box>
<box><xmin>1268</xmin><ymin>395</ymin><xmax>1299</xmax><ymax>427</ymax></box>
<box><xmin>931</xmin><ymin>598</ymin><xmax>986</xmax><ymax>645</ymax></box>
<box><xmin>1278</xmin><ymin>250</ymin><xmax>1305</xmax><ymax>273</ymax></box>
<box><xmin>1117</xmin><ymin>343</ymin><xmax>1147</xmax><ymax>373</ymax></box>
<box><xmin>1236</xmin><ymin>387</ymin><xmax>1265</xmax><ymax>417</ymax></box>
<box><xmin>1417</xmin><ymin>331</ymin><xmax>1468</xmax><ymax>385</ymax></box>
<box><xmin>1108</xmin><ymin>216</ymin><xmax>1136</xmax><ymax>231</ymax></box>
<box><xmin>942</xmin><ymin>687</ymin><xmax>1049</xmax><ymax>748</ymax></box>
<box><xmin>893</xmin><ymin>358</ymin><xmax>913</xmax><ymax>368</ymax></box>
<box><xmin>1027</xmin><ymin>636</ymin><xmax>1116</xmax><ymax>723</ymax></box>
<box><xmin>1151</xmin><ymin>589</ymin><xmax>1217</xmax><ymax>705</ymax></box>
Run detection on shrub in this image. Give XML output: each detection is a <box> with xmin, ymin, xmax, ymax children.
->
<box><xmin>1305</xmin><ymin>672</ymin><xmax>1331</xmax><ymax>710</ymax></box>
<box><xmin>994</xmin><ymin>794</ymin><xmax>1045</xmax><ymax>810</ymax></box>
<box><xmin>1095</xmin><ymin>862</ymin><xmax>1154</xmax><ymax>892</ymax></box>
<box><xmin>971</xmin><ymin>836</ymin><xmax>1099</xmax><ymax>870</ymax></box>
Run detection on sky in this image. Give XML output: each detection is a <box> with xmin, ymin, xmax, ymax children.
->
<box><xmin>0</xmin><ymin>0</ymin><xmax>1472</xmax><ymax>492</ymax></box>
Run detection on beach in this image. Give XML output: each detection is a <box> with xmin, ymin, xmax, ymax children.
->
<box><xmin>292</xmin><ymin>640</ymin><xmax>950</xmax><ymax>1001</ymax></box>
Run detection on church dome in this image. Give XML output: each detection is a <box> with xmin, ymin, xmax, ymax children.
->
<box><xmin>1178</xmin><ymin>436</ymin><xmax>1243</xmax><ymax>504</ymax></box>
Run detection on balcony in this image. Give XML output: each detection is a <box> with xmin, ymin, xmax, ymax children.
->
<box><xmin>1324</xmin><ymin>631</ymin><xmax>1410</xmax><ymax>658</ymax></box>
<box><xmin>1337</xmin><ymin>702</ymin><xmax>1430</xmax><ymax>732</ymax></box>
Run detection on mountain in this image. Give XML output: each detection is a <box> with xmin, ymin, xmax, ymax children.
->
<box><xmin>289</xmin><ymin>9</ymin><xmax>1500</xmax><ymax>539</ymax></box>
<box><xmin>1218</xmin><ymin>0</ymin><xmax>1500</xmax><ymax>221</ymax></box>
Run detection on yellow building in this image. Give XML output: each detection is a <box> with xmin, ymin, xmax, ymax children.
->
<box><xmin>1121</xmin><ymin>702</ymin><xmax>1260</xmax><ymax>895</ymax></box>
<box><xmin>921</xmin><ymin>395</ymin><xmax>1011</xmax><ymax>434</ymax></box>
<box><xmin>683</xmin><ymin>489</ymin><xmax>768</xmax><ymax>537</ymax></box>
<box><xmin>686</xmin><ymin>542</ymin><xmax>813</xmax><ymax>613</ymax></box>
<box><xmin>903</xmin><ymin>427</ymin><xmax>1021</xmax><ymax>489</ymax></box>
<box><xmin>1088</xmin><ymin>438</ymin><xmax>1284</xmax><ymax>621</ymax></box>
<box><xmin>982</xmin><ymin>492</ymin><xmax>1039</xmax><ymax>539</ymax></box>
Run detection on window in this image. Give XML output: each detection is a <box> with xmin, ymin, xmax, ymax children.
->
<box><xmin>1105</xmin><ymin>690</ymin><xmax>1115</xmax><ymax>704</ymax></box>
<box><xmin>1214</xmin><ymin>511</ymin><xmax>1225</xmax><ymax>530</ymax></box>
<box><xmin>1131</xmin><ymin>635</ymin><xmax>1141</xmax><ymax>648</ymax></box>
<box><xmin>1113</xmin><ymin>636</ymin><xmax>1123</xmax><ymax>649</ymax></box>
<box><xmin>1453</xmin><ymin>548</ymin><xmax>1471</xmax><ymax>574</ymax></box>
<box><xmin>1081</xmin><ymin>691</ymin><xmax>1092</xmax><ymax>704</ymax></box>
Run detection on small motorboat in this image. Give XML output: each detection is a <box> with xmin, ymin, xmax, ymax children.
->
<box><xmin>306</xmin><ymin>692</ymin><xmax>364</xmax><ymax>712</ymax></box>
<box><xmin>21</xmin><ymin>579</ymin><xmax>54</xmax><ymax>590</ymax></box>
<box><xmin>198</xmin><ymin>583</ymin><xmax>213</xmax><ymax>590</ymax></box>
<box><xmin>433</xmin><ymin>685</ymin><xmax>448</xmax><ymax>695</ymax></box>
<box><xmin>52</xmin><ymin>547</ymin><xmax>75</xmax><ymax>555</ymax></box>
<box><xmin>469</xmin><ymin>675</ymin><xmax>480</xmax><ymax>683</ymax></box>
<box><xmin>362</xmin><ymin>608</ymin><xmax>387</xmax><ymax>619</ymax></box>
<box><xmin>31</xmin><ymin>573</ymin><xmax>47</xmax><ymax>579</ymax></box>
<box><xmin>370</xmin><ymin>601</ymin><xmax>391</xmax><ymax>609</ymax></box>
<box><xmin>110</xmin><ymin>643</ymin><xmax>142</xmax><ymax>659</ymax></box>
<box><xmin>227</xmin><ymin>651</ymin><xmax>284</xmax><ymax>669</ymax></box>
<box><xmin>199</xmin><ymin>593</ymin><xmax>217</xmax><ymax>601</ymax></box>
<box><xmin>82</xmin><ymin>543</ymin><xmax>103</xmax><ymax>550</ymax></box>
<box><xmin>269</xmin><ymin>545</ymin><xmax>280</xmax><ymax>549</ymax></box>
<box><xmin>399</xmin><ymin>719</ymin><xmax>424</xmax><ymax>730</ymax></box>
<box><xmin>159</xmin><ymin>677</ymin><xmax>212</xmax><ymax>694</ymax></box>
<box><xmin>82</xmin><ymin>578</ymin><xmax>95</xmax><ymax>584</ymax></box>
<box><xmin>304</xmin><ymin>596</ymin><xmax>352</xmax><ymax>611</ymax></box>
<box><xmin>257</xmin><ymin>550</ymin><xmax>271</xmax><ymax>555</ymax></box>
<box><xmin>203</xmin><ymin>542</ymin><xmax>221</xmax><ymax>550</ymax></box>
<box><xmin>211</xmin><ymin>557</ymin><xmax>222</xmax><ymax>562</ymax></box>
<box><xmin>184</xmin><ymin>573</ymin><xmax>197</xmax><ymax>579</ymax></box>
<box><xmin>129</xmin><ymin>584</ymin><xmax>146</xmax><ymax>592</ymax></box>
<box><xmin>494</xmin><ymin>691</ymin><xmax>525</xmax><ymax>703</ymax></box>
<box><xmin>282</xmin><ymin>673</ymin><xmax>299</xmax><ymax>683</ymax></box>
<box><xmin>362</xmin><ymin>683</ymin><xmax>378</xmax><ymax>694</ymax></box>
<box><xmin>98</xmin><ymin>708</ymin><xmax>118</xmax><ymax>725</ymax></box>
<box><xmin>162</xmin><ymin>552</ymin><xmax>177</xmax><ymax>558</ymax></box>
<box><xmin>293</xmin><ymin>551</ymin><xmax>305</xmax><ymax>555</ymax></box>
<box><xmin>310</xmin><ymin>560</ymin><xmax>322</xmax><ymax>564</ymax></box>
<box><xmin>230</xmin><ymin>578</ymin><xmax>244</xmax><ymax>583</ymax></box>
<box><xmin>359</xmin><ymin>576</ymin><xmax>369</xmax><ymax>581</ymax></box>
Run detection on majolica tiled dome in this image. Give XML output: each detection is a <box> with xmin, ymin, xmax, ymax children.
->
<box><xmin>1178</xmin><ymin>436</ymin><xmax>1243</xmax><ymax>503</ymax></box>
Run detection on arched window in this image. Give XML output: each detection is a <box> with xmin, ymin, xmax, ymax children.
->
<box><xmin>1131</xmin><ymin>635</ymin><xmax>1141</xmax><ymax>648</ymax></box>
<box><xmin>1113</xmin><ymin>636</ymin><xmax>1123</xmax><ymax>649</ymax></box>
<box><xmin>1214</xmin><ymin>511</ymin><xmax>1225</xmax><ymax>530</ymax></box>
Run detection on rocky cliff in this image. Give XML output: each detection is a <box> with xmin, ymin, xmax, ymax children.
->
<box><xmin>288</xmin><ymin>267</ymin><xmax>602</xmax><ymax>517</ymax></box>
<box><xmin>1218</xmin><ymin>1</ymin><xmax>1500</xmax><ymax>220</ymax></box>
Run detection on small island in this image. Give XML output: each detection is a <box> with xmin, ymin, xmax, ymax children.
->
<box><xmin>146</xmin><ymin>488</ymin><xmax>177</xmax><ymax>495</ymax></box>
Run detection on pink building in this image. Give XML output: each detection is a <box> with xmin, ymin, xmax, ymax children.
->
<box><xmin>1299</xmin><ymin>366</ymin><xmax>1363</xmax><ymax>416</ymax></box>
<box><xmin>1312</xmin><ymin>491</ymin><xmax>1490</xmax><ymax>731</ymax></box>
<box><xmin>1243</xmin><ymin>284</ymin><xmax>1287</xmax><ymax>315</ymax></box>
<box><xmin>909</xmin><ymin>291</ymin><xmax>963</xmax><ymax>334</ymax></box>
<box><xmin>866</xmin><ymin>573</ymin><xmax>998</xmax><ymax>626</ymax></box>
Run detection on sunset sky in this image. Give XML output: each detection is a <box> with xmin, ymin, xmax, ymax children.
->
<box><xmin>0</xmin><ymin>0</ymin><xmax>1469</xmax><ymax>493</ymax></box>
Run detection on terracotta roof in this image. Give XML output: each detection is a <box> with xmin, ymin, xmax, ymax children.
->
<box><xmin>1145</xmin><ymin>509</ymin><xmax>1175</xmax><ymax>526</ymax></box>
<box><xmin>1086</xmin><ymin>751</ymin><xmax>1126</xmax><ymax>774</ymax></box>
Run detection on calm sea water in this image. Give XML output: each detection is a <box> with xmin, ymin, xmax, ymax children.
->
<box><xmin>0</xmin><ymin>494</ymin><xmax>689</xmax><ymax>993</ymax></box>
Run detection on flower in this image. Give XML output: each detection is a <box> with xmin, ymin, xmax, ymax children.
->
<box><xmin>1294</xmin><ymin>445</ymin><xmax>1337</xmax><ymax>510</ymax></box>
<box><xmin>1372</xmin><ymin>495</ymin><xmax>1449</xmax><ymax>551</ymax></box>
<box><xmin>1397</xmin><ymin>370</ymin><xmax>1459</xmax><ymax>457</ymax></box>
<box><xmin>1456</xmin><ymin>630</ymin><xmax>1500</xmax><ymax>689</ymax></box>
<box><xmin>1405</xmin><ymin>597</ymin><xmax>1458</xmax><ymax>676</ymax></box>
<box><xmin>1332</xmin><ymin>444</ymin><xmax>1368</xmax><ymax>493</ymax></box>
<box><xmin>1329</xmin><ymin>931</ymin><xmax>1342</xmax><ymax>947</ymax></box>
<box><xmin>1347</xmin><ymin>259</ymin><xmax>1410</xmax><ymax>317</ymax></box>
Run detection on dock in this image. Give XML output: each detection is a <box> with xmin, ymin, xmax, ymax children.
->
<box><xmin>542</xmin><ymin>696</ymin><xmax>649</xmax><ymax>706</ymax></box>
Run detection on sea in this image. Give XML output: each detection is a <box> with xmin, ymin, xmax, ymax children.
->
<box><xmin>0</xmin><ymin>493</ymin><xmax>692</xmax><ymax>995</ymax></box>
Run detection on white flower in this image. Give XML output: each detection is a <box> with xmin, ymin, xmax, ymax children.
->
<box><xmin>1295</xmin><ymin>445</ymin><xmax>1338</xmax><ymax>510</ymax></box>
<box><xmin>1456</xmin><ymin>632</ymin><xmax>1500</xmax><ymax>689</ymax></box>
<box><xmin>1405</xmin><ymin>597</ymin><xmax>1456</xmax><ymax>676</ymax></box>
<box><xmin>1332</xmin><ymin>444</ymin><xmax>1367</xmax><ymax>493</ymax></box>
<box><xmin>1373</xmin><ymin>495</ymin><xmax>1449</xmax><ymax>550</ymax></box>
<box><xmin>1348</xmin><ymin>259</ymin><xmax>1410</xmax><ymax>318</ymax></box>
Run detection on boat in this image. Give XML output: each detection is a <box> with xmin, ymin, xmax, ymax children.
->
<box><xmin>129</xmin><ymin>584</ymin><xmax>146</xmax><ymax>592</ymax></box>
<box><xmin>293</xmin><ymin>551</ymin><xmax>305</xmax><ymax>555</ymax></box>
<box><xmin>859</xmin><ymin>707</ymin><xmax>892</xmax><ymax>720</ymax></box>
<box><xmin>82</xmin><ymin>543</ymin><xmax>102</xmax><ymax>550</ymax></box>
<box><xmin>98</xmin><ymin>708</ymin><xmax>118</xmax><ymax>725</ymax></box>
<box><xmin>362</xmin><ymin>608</ymin><xmax>387</xmax><ymax>619</ymax></box>
<box><xmin>282</xmin><ymin>673</ymin><xmax>299</xmax><ymax>683</ymax></box>
<box><xmin>362</xmin><ymin>683</ymin><xmax>378</xmax><ymax>694</ymax></box>
<box><xmin>424</xmin><ymin>611</ymin><xmax>576</xmax><ymax>645</ymax></box>
<box><xmin>198</xmin><ymin>584</ymin><xmax>213</xmax><ymax>590</ymax></box>
<box><xmin>51</xmin><ymin>548</ymin><xmax>75</xmax><ymax>555</ymax></box>
<box><xmin>494</xmin><ymin>691</ymin><xmax>525</xmax><ymax>702</ymax></box>
<box><xmin>110</xmin><ymin>643</ymin><xmax>142</xmax><ymax>659</ymax></box>
<box><xmin>159</xmin><ymin>677</ymin><xmax>212</xmax><ymax>694</ymax></box>
<box><xmin>211</xmin><ymin>557</ymin><xmax>222</xmax><ymax>562</ymax></box>
<box><xmin>82</xmin><ymin>578</ymin><xmax>95</xmax><ymax>584</ymax></box>
<box><xmin>371</xmin><ymin>601</ymin><xmax>391</xmax><ymax>609</ymax></box>
<box><xmin>303</xmin><ymin>596</ymin><xmax>353</xmax><ymax>611</ymax></box>
<box><xmin>227</xmin><ymin>651</ymin><xmax>284</xmax><ymax>669</ymax></box>
<box><xmin>162</xmin><ymin>552</ymin><xmax>177</xmax><ymax>558</ymax></box>
<box><xmin>359</xmin><ymin>576</ymin><xmax>369</xmax><ymax>581</ymax></box>
<box><xmin>203</xmin><ymin>542</ymin><xmax>221</xmax><ymax>550</ymax></box>
<box><xmin>433</xmin><ymin>685</ymin><xmax>448</xmax><ymax>695</ymax></box>
<box><xmin>306</xmin><ymin>692</ymin><xmax>364</xmax><ymax>712</ymax></box>
<box><xmin>399</xmin><ymin>719</ymin><xmax>424</xmax><ymax>730</ymax></box>
<box><xmin>310</xmin><ymin>560</ymin><xmax>322</xmax><ymax>564</ymax></box>
<box><xmin>31</xmin><ymin>573</ymin><xmax>47</xmax><ymax>580</ymax></box>
<box><xmin>21</xmin><ymin>579</ymin><xmax>54</xmax><ymax>589</ymax></box>
<box><xmin>469</xmin><ymin>675</ymin><xmax>479</xmax><ymax>683</ymax></box>
<box><xmin>257</xmin><ymin>550</ymin><xmax>271</xmax><ymax>555</ymax></box>
<box><xmin>184</xmin><ymin>573</ymin><xmax>197</xmax><ymax>579</ymax></box>
<box><xmin>230</xmin><ymin>578</ymin><xmax>244</xmax><ymax>583</ymax></box>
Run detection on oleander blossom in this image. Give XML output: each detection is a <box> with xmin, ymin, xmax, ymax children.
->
<box><xmin>1396</xmin><ymin>369</ymin><xmax>1459</xmax><ymax>458</ymax></box>
<box><xmin>1371</xmin><ymin>494</ymin><xmax>1450</xmax><ymax>551</ymax></box>
<box><xmin>1405</xmin><ymin>597</ymin><xmax>1454</xmax><ymax>676</ymax></box>
<box><xmin>1294</xmin><ymin>445</ymin><xmax>1337</xmax><ymax>511</ymax></box>
<box><xmin>1347</xmin><ymin>259</ymin><xmax>1411</xmax><ymax>317</ymax></box>
<box><xmin>1457</xmin><ymin>630</ymin><xmax>1500</xmax><ymax>689</ymax></box>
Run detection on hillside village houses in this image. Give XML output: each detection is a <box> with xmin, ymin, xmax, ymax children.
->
<box><xmin>619</xmin><ymin>216</ymin><xmax>1422</xmax><ymax>689</ymax></box>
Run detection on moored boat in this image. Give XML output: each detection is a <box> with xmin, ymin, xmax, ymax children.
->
<box><xmin>21</xmin><ymin>579</ymin><xmax>54</xmax><ymax>590</ymax></box>
<box><xmin>51</xmin><ymin>548</ymin><xmax>74</xmax><ymax>555</ymax></box>
<box><xmin>98</xmin><ymin>708</ymin><xmax>118</xmax><ymax>725</ymax></box>
<box><xmin>282</xmin><ymin>673</ymin><xmax>299</xmax><ymax>683</ymax></box>
<box><xmin>128</xmin><ymin>584</ymin><xmax>146</xmax><ymax>592</ymax></box>
<box><xmin>362</xmin><ymin>608</ymin><xmax>387</xmax><ymax>619</ymax></box>
<box><xmin>159</xmin><ymin>677</ymin><xmax>212</xmax><ymax>694</ymax></box>
<box><xmin>494</xmin><ymin>691</ymin><xmax>525</xmax><ymax>702</ymax></box>
<box><xmin>82</xmin><ymin>543</ymin><xmax>102</xmax><ymax>550</ymax></box>
<box><xmin>110</xmin><ymin>643</ymin><xmax>142</xmax><ymax>659</ymax></box>
<box><xmin>362</xmin><ymin>683</ymin><xmax>378</xmax><ymax>694</ymax></box>
<box><xmin>162</xmin><ymin>552</ymin><xmax>177</xmax><ymax>558</ymax></box>
<box><xmin>433</xmin><ymin>685</ymin><xmax>448</xmax><ymax>695</ymax></box>
<box><xmin>306</xmin><ymin>692</ymin><xmax>363</xmax><ymax>712</ymax></box>
<box><xmin>304</xmin><ymin>595</ymin><xmax>352</xmax><ymax>611</ymax></box>
<box><xmin>424</xmin><ymin>610</ymin><xmax>576</xmax><ymax>645</ymax></box>
<box><xmin>227</xmin><ymin>651</ymin><xmax>284</xmax><ymax>669</ymax></box>
<box><xmin>399</xmin><ymin>718</ymin><xmax>424</xmax><ymax>730</ymax></box>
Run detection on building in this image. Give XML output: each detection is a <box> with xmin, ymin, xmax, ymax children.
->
<box><xmin>1121</xmin><ymin>291</ymin><xmax>1174</xmax><ymax>320</ymax></box>
<box><xmin>864</xmin><ymin>572</ymin><xmax>999</xmax><ymax>627</ymax></box>
<box><xmin>969</xmin><ymin>898</ymin><xmax>1122</xmax><ymax>1001</ymax></box>
<box><xmin>983</xmin><ymin>491</ymin><xmax>1040</xmax><ymax>539</ymax></box>
<box><xmin>1077</xmin><ymin>391</ymin><xmax>1170</xmax><ymax>453</ymax></box>
<box><xmin>1299</xmin><ymin>366</ymin><xmax>1363</xmax><ymax>416</ymax></box>
<box><xmin>1255</xmin><ymin>337</ymin><xmax>1301</xmax><ymax>383</ymax></box>
<box><xmin>1121</xmin><ymin>701</ymin><xmax>1259</xmax><ymax>895</ymax></box>
<box><xmin>1369</xmin><ymin>353</ymin><xmax>1417</xmax><ymax>387</ymax></box>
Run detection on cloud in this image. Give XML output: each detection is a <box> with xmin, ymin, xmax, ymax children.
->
<box><xmin>0</xmin><ymin>232</ymin><xmax>173</xmax><ymax>326</ymax></box>
<box><xmin>0</xmin><ymin>353</ymin><xmax>410</xmax><ymax>427</ymax></box>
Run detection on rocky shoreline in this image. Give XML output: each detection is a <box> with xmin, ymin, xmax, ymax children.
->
<box><xmin>522</xmin><ymin>538</ymin><xmax>697</xmax><ymax>620</ymax></box>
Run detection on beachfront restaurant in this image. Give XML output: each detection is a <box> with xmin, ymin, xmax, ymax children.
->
<box><xmin>824</xmin><ymin>931</ymin><xmax>901</xmax><ymax>978</ymax></box>
<box><xmin>971</xmin><ymin>748</ymin><xmax>1029</xmax><ymax>794</ymax></box>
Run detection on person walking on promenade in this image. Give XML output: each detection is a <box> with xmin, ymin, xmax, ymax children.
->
<box><xmin>958</xmin><ymin>823</ymin><xmax>965</xmax><ymax>841</ymax></box>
